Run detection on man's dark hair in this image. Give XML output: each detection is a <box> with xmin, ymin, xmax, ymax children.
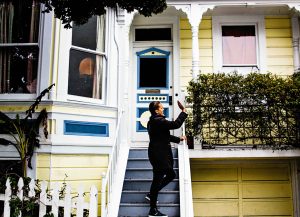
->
<box><xmin>149</xmin><ymin>101</ymin><xmax>161</xmax><ymax>116</ymax></box>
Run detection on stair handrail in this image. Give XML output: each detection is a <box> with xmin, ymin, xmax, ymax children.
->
<box><xmin>101</xmin><ymin>109</ymin><xmax>124</xmax><ymax>217</ymax></box>
<box><xmin>178</xmin><ymin>122</ymin><xmax>194</xmax><ymax>217</ymax></box>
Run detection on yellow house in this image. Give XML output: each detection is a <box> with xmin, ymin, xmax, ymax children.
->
<box><xmin>0</xmin><ymin>0</ymin><xmax>300</xmax><ymax>216</ymax></box>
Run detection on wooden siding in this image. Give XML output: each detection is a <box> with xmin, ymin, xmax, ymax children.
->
<box><xmin>191</xmin><ymin>160</ymin><xmax>294</xmax><ymax>217</ymax></box>
<box><xmin>180</xmin><ymin>17</ymin><xmax>213</xmax><ymax>89</ymax></box>
<box><xmin>36</xmin><ymin>153</ymin><xmax>109</xmax><ymax>215</ymax></box>
<box><xmin>265</xmin><ymin>16</ymin><xmax>294</xmax><ymax>76</ymax></box>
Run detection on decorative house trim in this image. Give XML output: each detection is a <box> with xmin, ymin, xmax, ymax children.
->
<box><xmin>64</xmin><ymin>120</ymin><xmax>109</xmax><ymax>137</ymax></box>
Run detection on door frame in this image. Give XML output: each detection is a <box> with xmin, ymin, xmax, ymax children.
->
<box><xmin>129</xmin><ymin>15</ymin><xmax>181</xmax><ymax>147</ymax></box>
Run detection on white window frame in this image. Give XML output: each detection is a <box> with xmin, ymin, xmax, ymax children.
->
<box><xmin>0</xmin><ymin>4</ymin><xmax>52</xmax><ymax>100</ymax></box>
<box><xmin>57</xmin><ymin>15</ymin><xmax>107</xmax><ymax>105</ymax></box>
<box><xmin>212</xmin><ymin>16</ymin><xmax>267</xmax><ymax>74</ymax></box>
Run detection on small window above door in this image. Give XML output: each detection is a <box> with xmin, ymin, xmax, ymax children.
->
<box><xmin>135</xmin><ymin>28</ymin><xmax>172</xmax><ymax>41</ymax></box>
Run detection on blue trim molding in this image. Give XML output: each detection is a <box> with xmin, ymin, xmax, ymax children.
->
<box><xmin>64</xmin><ymin>120</ymin><xmax>109</xmax><ymax>137</ymax></box>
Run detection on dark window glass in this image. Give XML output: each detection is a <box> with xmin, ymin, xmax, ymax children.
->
<box><xmin>135</xmin><ymin>28</ymin><xmax>172</xmax><ymax>41</ymax></box>
<box><xmin>68</xmin><ymin>49</ymin><xmax>103</xmax><ymax>99</ymax></box>
<box><xmin>0</xmin><ymin>46</ymin><xmax>39</xmax><ymax>93</ymax></box>
<box><xmin>222</xmin><ymin>26</ymin><xmax>255</xmax><ymax>37</ymax></box>
<box><xmin>72</xmin><ymin>16</ymin><xmax>97</xmax><ymax>50</ymax></box>
<box><xmin>68</xmin><ymin>15</ymin><xmax>105</xmax><ymax>99</ymax></box>
<box><xmin>0</xmin><ymin>0</ymin><xmax>40</xmax><ymax>94</ymax></box>
<box><xmin>139</xmin><ymin>58</ymin><xmax>167</xmax><ymax>88</ymax></box>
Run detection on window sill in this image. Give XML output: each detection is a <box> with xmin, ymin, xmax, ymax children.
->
<box><xmin>0</xmin><ymin>93</ymin><xmax>37</xmax><ymax>101</ymax></box>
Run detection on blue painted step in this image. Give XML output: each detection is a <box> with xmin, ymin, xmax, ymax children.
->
<box><xmin>122</xmin><ymin>179</ymin><xmax>179</xmax><ymax>191</ymax></box>
<box><xmin>118</xmin><ymin>203</ymin><xmax>180</xmax><ymax>217</ymax></box>
<box><xmin>121</xmin><ymin>190</ymin><xmax>180</xmax><ymax>203</ymax></box>
<box><xmin>118</xmin><ymin>148</ymin><xmax>180</xmax><ymax>217</ymax></box>
<box><xmin>127</xmin><ymin>158</ymin><xmax>179</xmax><ymax>168</ymax></box>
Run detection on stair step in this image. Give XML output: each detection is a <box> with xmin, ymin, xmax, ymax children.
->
<box><xmin>125</xmin><ymin>168</ymin><xmax>179</xmax><ymax>179</ymax></box>
<box><xmin>118</xmin><ymin>203</ymin><xmax>180</xmax><ymax>217</ymax></box>
<box><xmin>123</xmin><ymin>179</ymin><xmax>179</xmax><ymax>191</ymax></box>
<box><xmin>127</xmin><ymin>158</ymin><xmax>178</xmax><ymax>168</ymax></box>
<box><xmin>129</xmin><ymin>149</ymin><xmax>178</xmax><ymax>158</ymax></box>
<box><xmin>121</xmin><ymin>191</ymin><xmax>180</xmax><ymax>203</ymax></box>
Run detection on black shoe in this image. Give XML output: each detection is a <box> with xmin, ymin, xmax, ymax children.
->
<box><xmin>148</xmin><ymin>207</ymin><xmax>167</xmax><ymax>217</ymax></box>
<box><xmin>145</xmin><ymin>193</ymin><xmax>159</xmax><ymax>204</ymax></box>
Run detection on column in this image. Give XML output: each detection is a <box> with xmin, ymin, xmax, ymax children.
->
<box><xmin>292</xmin><ymin>16</ymin><xmax>300</xmax><ymax>72</ymax></box>
<box><xmin>175</xmin><ymin>4</ymin><xmax>214</xmax><ymax>79</ymax></box>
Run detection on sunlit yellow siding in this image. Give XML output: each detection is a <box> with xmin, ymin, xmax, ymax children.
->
<box><xmin>180</xmin><ymin>17</ymin><xmax>213</xmax><ymax>88</ymax></box>
<box><xmin>191</xmin><ymin>160</ymin><xmax>294</xmax><ymax>217</ymax></box>
<box><xmin>36</xmin><ymin>154</ymin><xmax>109</xmax><ymax>216</ymax></box>
<box><xmin>265</xmin><ymin>16</ymin><xmax>294</xmax><ymax>76</ymax></box>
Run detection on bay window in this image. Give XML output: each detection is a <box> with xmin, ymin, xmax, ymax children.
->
<box><xmin>0</xmin><ymin>0</ymin><xmax>40</xmax><ymax>94</ymax></box>
<box><xmin>68</xmin><ymin>15</ymin><xmax>106</xmax><ymax>100</ymax></box>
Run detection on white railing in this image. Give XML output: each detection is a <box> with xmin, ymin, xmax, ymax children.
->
<box><xmin>0</xmin><ymin>177</ymin><xmax>98</xmax><ymax>217</ymax></box>
<box><xmin>178</xmin><ymin>122</ymin><xmax>194</xmax><ymax>217</ymax></box>
<box><xmin>101</xmin><ymin>110</ymin><xmax>125</xmax><ymax>217</ymax></box>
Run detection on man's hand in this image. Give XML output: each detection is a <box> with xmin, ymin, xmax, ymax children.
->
<box><xmin>177</xmin><ymin>100</ymin><xmax>187</xmax><ymax>113</ymax></box>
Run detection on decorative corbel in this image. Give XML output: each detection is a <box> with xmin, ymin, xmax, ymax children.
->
<box><xmin>175</xmin><ymin>4</ymin><xmax>215</xmax><ymax>79</ymax></box>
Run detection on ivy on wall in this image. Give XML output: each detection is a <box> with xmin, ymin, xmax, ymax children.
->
<box><xmin>186</xmin><ymin>72</ymin><xmax>300</xmax><ymax>149</ymax></box>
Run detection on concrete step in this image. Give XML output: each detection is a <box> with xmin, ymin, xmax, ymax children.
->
<box><xmin>122</xmin><ymin>179</ymin><xmax>179</xmax><ymax>191</ymax></box>
<box><xmin>118</xmin><ymin>203</ymin><xmax>180</xmax><ymax>217</ymax></box>
<box><xmin>120</xmin><ymin>190</ymin><xmax>180</xmax><ymax>203</ymax></box>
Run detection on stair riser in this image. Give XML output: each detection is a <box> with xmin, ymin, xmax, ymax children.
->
<box><xmin>121</xmin><ymin>192</ymin><xmax>180</xmax><ymax>203</ymax></box>
<box><xmin>127</xmin><ymin>160</ymin><xmax>178</xmax><ymax>168</ymax></box>
<box><xmin>123</xmin><ymin>181</ymin><xmax>179</xmax><ymax>191</ymax></box>
<box><xmin>125</xmin><ymin>170</ymin><xmax>179</xmax><ymax>179</ymax></box>
<box><xmin>129</xmin><ymin>149</ymin><xmax>178</xmax><ymax>158</ymax></box>
<box><xmin>118</xmin><ymin>205</ymin><xmax>180</xmax><ymax>217</ymax></box>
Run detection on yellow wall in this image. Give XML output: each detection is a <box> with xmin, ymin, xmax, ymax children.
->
<box><xmin>37</xmin><ymin>153</ymin><xmax>109</xmax><ymax>215</ymax></box>
<box><xmin>179</xmin><ymin>16</ymin><xmax>294</xmax><ymax>88</ymax></box>
<box><xmin>265</xmin><ymin>16</ymin><xmax>294</xmax><ymax>76</ymax></box>
<box><xmin>191</xmin><ymin>160</ymin><xmax>294</xmax><ymax>217</ymax></box>
<box><xmin>180</xmin><ymin>16</ymin><xmax>213</xmax><ymax>88</ymax></box>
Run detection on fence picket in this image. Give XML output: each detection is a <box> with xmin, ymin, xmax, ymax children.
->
<box><xmin>28</xmin><ymin>179</ymin><xmax>35</xmax><ymax>198</ymax></box>
<box><xmin>0</xmin><ymin>178</ymin><xmax>98</xmax><ymax>216</ymax></box>
<box><xmin>63</xmin><ymin>184</ymin><xmax>72</xmax><ymax>217</ymax></box>
<box><xmin>89</xmin><ymin>185</ymin><xmax>98</xmax><ymax>217</ymax></box>
<box><xmin>17</xmin><ymin>178</ymin><xmax>24</xmax><ymax>217</ymax></box>
<box><xmin>76</xmin><ymin>185</ymin><xmax>84</xmax><ymax>217</ymax></box>
<box><xmin>4</xmin><ymin>178</ymin><xmax>11</xmax><ymax>217</ymax></box>
<box><xmin>39</xmin><ymin>181</ymin><xmax>47</xmax><ymax>217</ymax></box>
<box><xmin>52</xmin><ymin>182</ymin><xmax>60</xmax><ymax>217</ymax></box>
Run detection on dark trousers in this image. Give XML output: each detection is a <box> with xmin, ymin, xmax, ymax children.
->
<box><xmin>149</xmin><ymin>169</ymin><xmax>176</xmax><ymax>208</ymax></box>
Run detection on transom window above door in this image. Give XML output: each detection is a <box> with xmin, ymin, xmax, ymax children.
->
<box><xmin>134</xmin><ymin>27</ymin><xmax>172</xmax><ymax>41</ymax></box>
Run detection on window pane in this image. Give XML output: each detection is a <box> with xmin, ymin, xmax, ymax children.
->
<box><xmin>222</xmin><ymin>26</ymin><xmax>257</xmax><ymax>65</ymax></box>
<box><xmin>135</xmin><ymin>28</ymin><xmax>172</xmax><ymax>41</ymax></box>
<box><xmin>0</xmin><ymin>46</ymin><xmax>39</xmax><ymax>93</ymax></box>
<box><xmin>68</xmin><ymin>49</ymin><xmax>103</xmax><ymax>99</ymax></box>
<box><xmin>139</xmin><ymin>58</ymin><xmax>167</xmax><ymax>88</ymax></box>
<box><xmin>0</xmin><ymin>0</ymin><xmax>40</xmax><ymax>43</ymax></box>
<box><xmin>72</xmin><ymin>15</ymin><xmax>105</xmax><ymax>51</ymax></box>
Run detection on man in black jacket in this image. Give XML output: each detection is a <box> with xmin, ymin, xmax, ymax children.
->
<box><xmin>147</xmin><ymin>101</ymin><xmax>187</xmax><ymax>217</ymax></box>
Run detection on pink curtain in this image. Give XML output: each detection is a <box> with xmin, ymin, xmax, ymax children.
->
<box><xmin>222</xmin><ymin>36</ymin><xmax>257</xmax><ymax>65</ymax></box>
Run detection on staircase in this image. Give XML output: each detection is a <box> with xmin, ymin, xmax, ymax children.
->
<box><xmin>118</xmin><ymin>148</ymin><xmax>180</xmax><ymax>217</ymax></box>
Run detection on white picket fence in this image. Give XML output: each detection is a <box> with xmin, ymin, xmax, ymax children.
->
<box><xmin>0</xmin><ymin>177</ymin><xmax>98</xmax><ymax>217</ymax></box>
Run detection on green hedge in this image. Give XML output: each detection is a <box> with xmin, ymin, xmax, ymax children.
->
<box><xmin>186</xmin><ymin>72</ymin><xmax>300</xmax><ymax>149</ymax></box>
